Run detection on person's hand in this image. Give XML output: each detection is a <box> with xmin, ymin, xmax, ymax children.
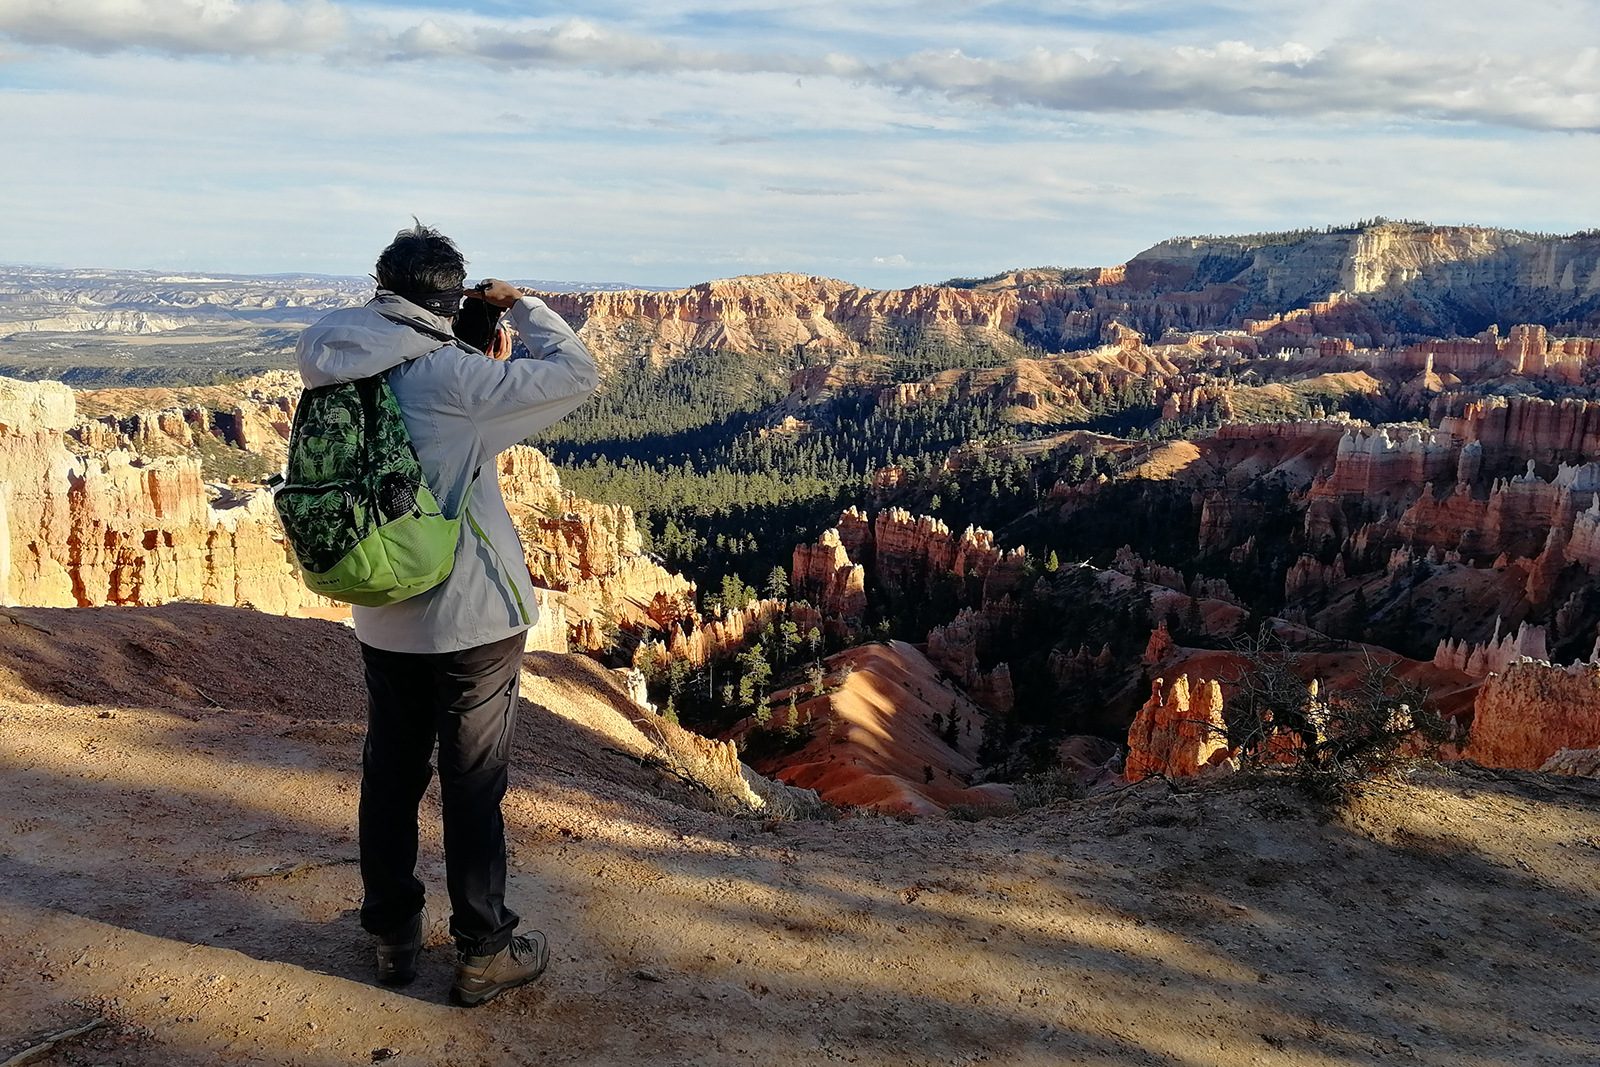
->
<box><xmin>473</xmin><ymin>278</ymin><xmax>522</xmax><ymax>309</ymax></box>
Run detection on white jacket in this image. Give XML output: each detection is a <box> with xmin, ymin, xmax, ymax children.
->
<box><xmin>295</xmin><ymin>292</ymin><xmax>599</xmax><ymax>653</ymax></box>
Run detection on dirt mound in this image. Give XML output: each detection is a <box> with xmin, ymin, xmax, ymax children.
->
<box><xmin>3</xmin><ymin>606</ymin><xmax>1600</xmax><ymax>1065</ymax></box>
<box><xmin>0</xmin><ymin>604</ymin><xmax>363</xmax><ymax>714</ymax></box>
<box><xmin>735</xmin><ymin>641</ymin><xmax>1013</xmax><ymax>815</ymax></box>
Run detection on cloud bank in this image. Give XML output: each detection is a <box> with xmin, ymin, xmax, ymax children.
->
<box><xmin>0</xmin><ymin>0</ymin><xmax>350</xmax><ymax>57</ymax></box>
<box><xmin>2</xmin><ymin>0</ymin><xmax>1598</xmax><ymax>131</ymax></box>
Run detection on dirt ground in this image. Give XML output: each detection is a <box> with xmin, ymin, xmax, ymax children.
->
<box><xmin>2</xmin><ymin>604</ymin><xmax>1599</xmax><ymax>1066</ymax></box>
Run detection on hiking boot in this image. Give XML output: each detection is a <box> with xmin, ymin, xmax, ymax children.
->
<box><xmin>451</xmin><ymin>931</ymin><xmax>549</xmax><ymax>1007</ymax></box>
<box><xmin>375</xmin><ymin>908</ymin><xmax>426</xmax><ymax>987</ymax></box>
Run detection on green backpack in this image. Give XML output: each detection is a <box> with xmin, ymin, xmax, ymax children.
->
<box><xmin>271</xmin><ymin>373</ymin><xmax>459</xmax><ymax>606</ymax></box>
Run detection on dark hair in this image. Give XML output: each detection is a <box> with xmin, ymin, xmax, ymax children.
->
<box><xmin>374</xmin><ymin>220</ymin><xmax>466</xmax><ymax>295</ymax></box>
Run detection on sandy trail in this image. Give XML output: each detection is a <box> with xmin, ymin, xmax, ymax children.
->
<box><xmin>2</xmin><ymin>604</ymin><xmax>1599</xmax><ymax>1066</ymax></box>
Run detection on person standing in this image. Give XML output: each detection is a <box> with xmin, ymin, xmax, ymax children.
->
<box><xmin>294</xmin><ymin>222</ymin><xmax>598</xmax><ymax>1005</ymax></box>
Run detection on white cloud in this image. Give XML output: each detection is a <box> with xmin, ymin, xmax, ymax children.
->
<box><xmin>0</xmin><ymin>0</ymin><xmax>350</xmax><ymax>56</ymax></box>
<box><xmin>1</xmin><ymin>3</ymin><xmax>1597</xmax><ymax>286</ymax></box>
<box><xmin>3</xmin><ymin>46</ymin><xmax>1596</xmax><ymax>288</ymax></box>
<box><xmin>867</xmin><ymin>40</ymin><xmax>1600</xmax><ymax>130</ymax></box>
<box><xmin>2</xmin><ymin>1</ymin><xmax>1598</xmax><ymax>130</ymax></box>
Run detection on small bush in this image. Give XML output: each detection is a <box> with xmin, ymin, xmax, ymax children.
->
<box><xmin>1013</xmin><ymin>769</ymin><xmax>1085</xmax><ymax>809</ymax></box>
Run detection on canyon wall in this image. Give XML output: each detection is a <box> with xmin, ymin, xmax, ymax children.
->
<box><xmin>497</xmin><ymin>446</ymin><xmax>697</xmax><ymax>648</ymax></box>
<box><xmin>537</xmin><ymin>274</ymin><xmax>1035</xmax><ymax>369</ymax></box>
<box><xmin>1129</xmin><ymin>225</ymin><xmax>1600</xmax><ymax>338</ymax></box>
<box><xmin>0</xmin><ymin>377</ymin><xmax>677</xmax><ymax>660</ymax></box>
<box><xmin>529</xmin><ymin>226</ymin><xmax>1600</xmax><ymax>379</ymax></box>
<box><xmin>1467</xmin><ymin>662</ymin><xmax>1600</xmax><ymax>770</ymax></box>
<box><xmin>0</xmin><ymin>376</ymin><xmax>320</xmax><ymax>614</ymax></box>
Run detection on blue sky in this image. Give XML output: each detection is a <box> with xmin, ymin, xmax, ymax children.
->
<box><xmin>1</xmin><ymin>0</ymin><xmax>1597</xmax><ymax>288</ymax></box>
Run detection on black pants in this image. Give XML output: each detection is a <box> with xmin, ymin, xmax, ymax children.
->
<box><xmin>358</xmin><ymin>631</ymin><xmax>525</xmax><ymax>956</ymax></box>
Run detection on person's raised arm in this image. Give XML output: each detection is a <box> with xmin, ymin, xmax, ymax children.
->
<box><xmin>456</xmin><ymin>280</ymin><xmax>600</xmax><ymax>455</ymax></box>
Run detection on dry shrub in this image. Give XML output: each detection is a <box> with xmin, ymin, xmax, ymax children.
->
<box><xmin>1226</xmin><ymin>632</ymin><xmax>1457</xmax><ymax>802</ymax></box>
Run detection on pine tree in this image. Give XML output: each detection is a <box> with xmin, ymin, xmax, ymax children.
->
<box><xmin>765</xmin><ymin>565</ymin><xmax>790</xmax><ymax>599</ymax></box>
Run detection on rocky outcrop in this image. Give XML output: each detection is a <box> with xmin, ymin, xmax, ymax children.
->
<box><xmin>1111</xmin><ymin>547</ymin><xmax>1186</xmax><ymax>592</ymax></box>
<box><xmin>790</xmin><ymin>527</ymin><xmax>866</xmax><ymax>627</ymax></box>
<box><xmin>0</xmin><ymin>377</ymin><xmax>75</xmax><ymax>433</ymax></box>
<box><xmin>496</xmin><ymin>446</ymin><xmax>697</xmax><ymax>646</ymax></box>
<box><xmin>0</xmin><ymin>382</ymin><xmax>322</xmax><ymax>614</ymax></box>
<box><xmin>70</xmin><ymin>372</ymin><xmax>301</xmax><ymax>470</ymax></box>
<box><xmin>1385</xmin><ymin>461</ymin><xmax>1600</xmax><ymax>565</ymax></box>
<box><xmin>1399</xmin><ymin>324</ymin><xmax>1600</xmax><ymax>382</ymax></box>
<box><xmin>650</xmin><ymin>598</ymin><xmax>790</xmax><ymax>671</ymax></box>
<box><xmin>1125</xmin><ymin>674</ymin><xmax>1232</xmax><ymax>782</ymax></box>
<box><xmin>534</xmin><ymin>227</ymin><xmax>1600</xmax><ymax>371</ymax></box>
<box><xmin>1197</xmin><ymin>492</ymin><xmax>1261</xmax><ymax>555</ymax></box>
<box><xmin>1438</xmin><ymin>395</ymin><xmax>1600</xmax><ymax>470</ymax></box>
<box><xmin>0</xmin><ymin>380</ymin><xmax>692</xmax><ymax>645</ymax></box>
<box><xmin>1127</xmin><ymin>224</ymin><xmax>1600</xmax><ymax>339</ymax></box>
<box><xmin>1433</xmin><ymin>619</ymin><xmax>1549</xmax><ymax>679</ymax></box>
<box><xmin>870</xmin><ymin>509</ymin><xmax>958</xmax><ymax>593</ymax></box>
<box><xmin>1541</xmin><ymin>748</ymin><xmax>1600</xmax><ymax>776</ymax></box>
<box><xmin>1467</xmin><ymin>661</ymin><xmax>1600</xmax><ymax>770</ymax></box>
<box><xmin>1323</xmin><ymin>426</ymin><xmax>1456</xmax><ymax>498</ymax></box>
<box><xmin>925</xmin><ymin>602</ymin><xmax>1018</xmax><ymax>715</ymax></box>
<box><xmin>1285</xmin><ymin>554</ymin><xmax>1347</xmax><ymax>602</ymax></box>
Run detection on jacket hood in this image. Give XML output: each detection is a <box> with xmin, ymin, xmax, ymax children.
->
<box><xmin>296</xmin><ymin>292</ymin><xmax>456</xmax><ymax>388</ymax></box>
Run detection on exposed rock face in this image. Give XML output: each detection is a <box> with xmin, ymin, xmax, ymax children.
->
<box><xmin>1468</xmin><ymin>661</ymin><xmax>1600</xmax><ymax>770</ymax></box>
<box><xmin>537</xmin><ymin>274</ymin><xmax>1035</xmax><ymax>370</ymax></box>
<box><xmin>530</xmin><ymin>227</ymin><xmax>1600</xmax><ymax>384</ymax></box>
<box><xmin>1125</xmin><ymin>224</ymin><xmax>1600</xmax><ymax>339</ymax></box>
<box><xmin>1404</xmin><ymin>324</ymin><xmax>1598</xmax><ymax>381</ymax></box>
<box><xmin>1286</xmin><ymin>554</ymin><xmax>1347</xmax><ymax>602</ymax></box>
<box><xmin>790</xmin><ymin>527</ymin><xmax>866</xmax><ymax>628</ymax></box>
<box><xmin>871</xmin><ymin>508</ymin><xmax>959</xmax><ymax>593</ymax></box>
<box><xmin>496</xmin><ymin>446</ymin><xmax>697</xmax><ymax>646</ymax></box>
<box><xmin>849</xmin><ymin>507</ymin><xmax>1029</xmax><ymax>603</ymax></box>
<box><xmin>925</xmin><ymin>602</ymin><xmax>1018</xmax><ymax>715</ymax></box>
<box><xmin>0</xmin><ymin>377</ymin><xmax>75</xmax><ymax>433</ymax></box>
<box><xmin>1322</xmin><ymin>426</ymin><xmax>1456</xmax><ymax>498</ymax></box>
<box><xmin>653</xmin><ymin>599</ymin><xmax>790</xmax><ymax>670</ymax></box>
<box><xmin>1197</xmin><ymin>492</ymin><xmax>1261</xmax><ymax>555</ymax></box>
<box><xmin>1439</xmin><ymin>395</ymin><xmax>1600</xmax><ymax>468</ymax></box>
<box><xmin>71</xmin><ymin>372</ymin><xmax>301</xmax><ymax>470</ymax></box>
<box><xmin>1125</xmin><ymin>674</ymin><xmax>1232</xmax><ymax>782</ymax></box>
<box><xmin>1541</xmin><ymin>748</ymin><xmax>1600</xmax><ymax>776</ymax></box>
<box><xmin>0</xmin><ymin>380</ymin><xmax>686</xmax><ymax>648</ymax></box>
<box><xmin>792</xmin><ymin>505</ymin><xmax>1036</xmax><ymax>714</ymax></box>
<box><xmin>0</xmin><ymin>377</ymin><xmax>321</xmax><ymax>613</ymax></box>
<box><xmin>524</xmin><ymin>588</ymin><xmax>570</xmax><ymax>654</ymax></box>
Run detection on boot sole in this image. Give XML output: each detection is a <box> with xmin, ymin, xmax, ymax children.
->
<box><xmin>377</xmin><ymin>965</ymin><xmax>419</xmax><ymax>988</ymax></box>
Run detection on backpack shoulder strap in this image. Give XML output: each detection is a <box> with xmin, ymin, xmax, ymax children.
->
<box><xmin>374</xmin><ymin>309</ymin><xmax>485</xmax><ymax>356</ymax></box>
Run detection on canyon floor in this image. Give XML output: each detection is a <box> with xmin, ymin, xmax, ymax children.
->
<box><xmin>2</xmin><ymin>605</ymin><xmax>1598</xmax><ymax>1067</ymax></box>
